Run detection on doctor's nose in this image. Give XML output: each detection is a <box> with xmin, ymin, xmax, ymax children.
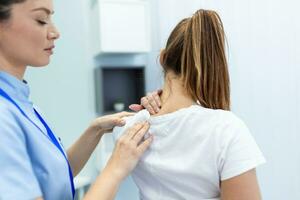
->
<box><xmin>48</xmin><ymin>25</ymin><xmax>60</xmax><ymax>40</ymax></box>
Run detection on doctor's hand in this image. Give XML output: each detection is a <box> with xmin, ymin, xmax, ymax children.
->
<box><xmin>84</xmin><ymin>122</ymin><xmax>153</xmax><ymax>200</ymax></box>
<box><xmin>89</xmin><ymin>111</ymin><xmax>134</xmax><ymax>136</ymax></box>
<box><xmin>129</xmin><ymin>89</ymin><xmax>162</xmax><ymax>114</ymax></box>
<box><xmin>105</xmin><ymin>122</ymin><xmax>153</xmax><ymax>180</ymax></box>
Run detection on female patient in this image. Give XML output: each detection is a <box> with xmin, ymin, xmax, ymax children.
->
<box><xmin>113</xmin><ymin>9</ymin><xmax>265</xmax><ymax>200</ymax></box>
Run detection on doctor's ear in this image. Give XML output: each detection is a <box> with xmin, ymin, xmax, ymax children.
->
<box><xmin>0</xmin><ymin>23</ymin><xmax>5</xmax><ymax>40</ymax></box>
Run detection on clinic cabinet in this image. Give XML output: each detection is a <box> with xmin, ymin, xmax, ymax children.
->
<box><xmin>94</xmin><ymin>66</ymin><xmax>146</xmax><ymax>114</ymax></box>
<box><xmin>90</xmin><ymin>0</ymin><xmax>151</xmax><ymax>54</ymax></box>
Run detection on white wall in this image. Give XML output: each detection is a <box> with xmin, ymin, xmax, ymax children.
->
<box><xmin>157</xmin><ymin>0</ymin><xmax>300</xmax><ymax>199</ymax></box>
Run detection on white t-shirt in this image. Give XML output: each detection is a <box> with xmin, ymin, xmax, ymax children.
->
<box><xmin>112</xmin><ymin>105</ymin><xmax>266</xmax><ymax>200</ymax></box>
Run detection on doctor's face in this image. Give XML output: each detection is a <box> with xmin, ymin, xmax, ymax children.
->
<box><xmin>0</xmin><ymin>0</ymin><xmax>60</xmax><ymax>68</ymax></box>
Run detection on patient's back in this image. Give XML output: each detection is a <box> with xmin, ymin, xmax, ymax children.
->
<box><xmin>113</xmin><ymin>105</ymin><xmax>265</xmax><ymax>200</ymax></box>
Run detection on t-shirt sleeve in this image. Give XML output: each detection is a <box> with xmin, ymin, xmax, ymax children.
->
<box><xmin>218</xmin><ymin>115</ymin><xmax>266</xmax><ymax>181</ymax></box>
<box><xmin>112</xmin><ymin>116</ymin><xmax>133</xmax><ymax>143</ymax></box>
<box><xmin>0</xmin><ymin>106</ymin><xmax>42</xmax><ymax>199</ymax></box>
<box><xmin>112</xmin><ymin>110</ymin><xmax>151</xmax><ymax>143</ymax></box>
<box><xmin>112</xmin><ymin>125</ymin><xmax>126</xmax><ymax>142</ymax></box>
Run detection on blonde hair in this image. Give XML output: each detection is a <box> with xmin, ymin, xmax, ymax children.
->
<box><xmin>161</xmin><ymin>9</ymin><xmax>230</xmax><ymax>110</ymax></box>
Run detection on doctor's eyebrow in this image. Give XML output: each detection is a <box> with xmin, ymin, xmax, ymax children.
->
<box><xmin>31</xmin><ymin>7</ymin><xmax>54</xmax><ymax>15</ymax></box>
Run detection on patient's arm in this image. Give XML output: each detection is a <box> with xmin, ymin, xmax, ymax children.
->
<box><xmin>220</xmin><ymin>169</ymin><xmax>262</xmax><ymax>200</ymax></box>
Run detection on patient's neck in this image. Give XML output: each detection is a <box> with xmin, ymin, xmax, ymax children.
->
<box><xmin>154</xmin><ymin>72</ymin><xmax>196</xmax><ymax>116</ymax></box>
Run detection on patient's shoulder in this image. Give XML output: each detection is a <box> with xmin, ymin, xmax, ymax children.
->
<box><xmin>187</xmin><ymin>105</ymin><xmax>248</xmax><ymax>134</ymax></box>
<box><xmin>190</xmin><ymin>105</ymin><xmax>241</xmax><ymax>122</ymax></box>
<box><xmin>112</xmin><ymin>110</ymin><xmax>150</xmax><ymax>141</ymax></box>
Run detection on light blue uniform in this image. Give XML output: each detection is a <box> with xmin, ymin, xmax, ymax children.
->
<box><xmin>0</xmin><ymin>71</ymin><xmax>73</xmax><ymax>200</ymax></box>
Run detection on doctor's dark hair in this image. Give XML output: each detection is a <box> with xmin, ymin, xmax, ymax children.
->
<box><xmin>0</xmin><ymin>0</ymin><xmax>26</xmax><ymax>22</ymax></box>
<box><xmin>161</xmin><ymin>9</ymin><xmax>230</xmax><ymax>110</ymax></box>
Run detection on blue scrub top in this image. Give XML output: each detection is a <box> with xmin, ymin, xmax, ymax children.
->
<box><xmin>0</xmin><ymin>71</ymin><xmax>73</xmax><ymax>200</ymax></box>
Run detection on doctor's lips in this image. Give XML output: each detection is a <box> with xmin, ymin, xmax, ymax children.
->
<box><xmin>44</xmin><ymin>45</ymin><xmax>55</xmax><ymax>55</ymax></box>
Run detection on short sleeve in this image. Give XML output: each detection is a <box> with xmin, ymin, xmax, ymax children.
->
<box><xmin>112</xmin><ymin>125</ymin><xmax>125</xmax><ymax>142</ymax></box>
<box><xmin>0</xmin><ymin>106</ymin><xmax>42</xmax><ymax>199</ymax></box>
<box><xmin>112</xmin><ymin>110</ymin><xmax>151</xmax><ymax>143</ymax></box>
<box><xmin>218</xmin><ymin>115</ymin><xmax>266</xmax><ymax>181</ymax></box>
<box><xmin>112</xmin><ymin>116</ymin><xmax>133</xmax><ymax>142</ymax></box>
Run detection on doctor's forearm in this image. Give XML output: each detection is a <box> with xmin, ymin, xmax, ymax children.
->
<box><xmin>83</xmin><ymin>164</ymin><xmax>122</xmax><ymax>200</ymax></box>
<box><xmin>67</xmin><ymin>126</ymin><xmax>104</xmax><ymax>176</ymax></box>
<box><xmin>67</xmin><ymin>112</ymin><xmax>135</xmax><ymax>176</ymax></box>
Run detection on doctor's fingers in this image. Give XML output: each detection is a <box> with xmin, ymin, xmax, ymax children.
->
<box><xmin>121</xmin><ymin>122</ymin><xmax>149</xmax><ymax>141</ymax></box>
<box><xmin>115</xmin><ymin>111</ymin><xmax>135</xmax><ymax>118</ymax></box>
<box><xmin>137</xmin><ymin>135</ymin><xmax>153</xmax><ymax>155</ymax></box>
<box><xmin>127</xmin><ymin>122</ymin><xmax>149</xmax><ymax>141</ymax></box>
<box><xmin>132</xmin><ymin>124</ymin><xmax>151</xmax><ymax>144</ymax></box>
<box><xmin>110</xmin><ymin>111</ymin><xmax>135</xmax><ymax>127</ymax></box>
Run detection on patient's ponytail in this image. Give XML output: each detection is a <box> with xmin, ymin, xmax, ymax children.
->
<box><xmin>161</xmin><ymin>9</ymin><xmax>230</xmax><ymax>110</ymax></box>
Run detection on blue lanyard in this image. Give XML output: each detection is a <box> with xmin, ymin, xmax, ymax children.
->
<box><xmin>0</xmin><ymin>88</ymin><xmax>75</xmax><ymax>199</ymax></box>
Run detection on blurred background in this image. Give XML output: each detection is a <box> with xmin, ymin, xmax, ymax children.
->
<box><xmin>25</xmin><ymin>0</ymin><xmax>300</xmax><ymax>199</ymax></box>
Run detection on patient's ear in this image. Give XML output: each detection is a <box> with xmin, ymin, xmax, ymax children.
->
<box><xmin>159</xmin><ymin>49</ymin><xmax>166</xmax><ymax>67</ymax></box>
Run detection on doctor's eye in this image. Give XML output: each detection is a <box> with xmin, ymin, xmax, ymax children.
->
<box><xmin>37</xmin><ymin>20</ymin><xmax>48</xmax><ymax>26</ymax></box>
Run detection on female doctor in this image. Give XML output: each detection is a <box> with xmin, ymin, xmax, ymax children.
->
<box><xmin>0</xmin><ymin>0</ymin><xmax>161</xmax><ymax>199</ymax></box>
